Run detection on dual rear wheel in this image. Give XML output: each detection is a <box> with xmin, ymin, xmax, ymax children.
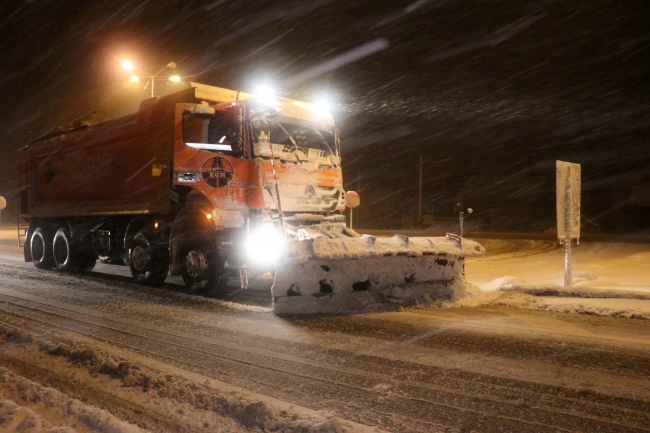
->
<box><xmin>30</xmin><ymin>226</ymin><xmax>96</xmax><ymax>273</ymax></box>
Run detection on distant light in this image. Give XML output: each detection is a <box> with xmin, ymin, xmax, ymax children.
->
<box><xmin>169</xmin><ymin>75</ymin><xmax>181</xmax><ymax>82</ymax></box>
<box><xmin>206</xmin><ymin>213</ymin><xmax>212</xmax><ymax>220</ymax></box>
<box><xmin>122</xmin><ymin>60</ymin><xmax>134</xmax><ymax>71</ymax></box>
<box><xmin>154</xmin><ymin>222</ymin><xmax>159</xmax><ymax>229</ymax></box>
<box><xmin>129</xmin><ymin>75</ymin><xmax>139</xmax><ymax>82</ymax></box>
<box><xmin>230</xmin><ymin>102</ymin><xmax>237</xmax><ymax>106</ymax></box>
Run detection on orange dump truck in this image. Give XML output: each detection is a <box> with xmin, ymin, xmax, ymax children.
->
<box><xmin>17</xmin><ymin>82</ymin><xmax>483</xmax><ymax>314</ymax></box>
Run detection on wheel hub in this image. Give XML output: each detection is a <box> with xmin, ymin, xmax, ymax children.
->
<box><xmin>186</xmin><ymin>250</ymin><xmax>208</xmax><ymax>278</ymax></box>
<box><xmin>131</xmin><ymin>246</ymin><xmax>150</xmax><ymax>272</ymax></box>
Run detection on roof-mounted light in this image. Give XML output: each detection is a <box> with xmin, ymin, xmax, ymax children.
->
<box><xmin>253</xmin><ymin>85</ymin><xmax>276</xmax><ymax>106</ymax></box>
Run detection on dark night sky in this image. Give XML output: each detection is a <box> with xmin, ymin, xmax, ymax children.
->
<box><xmin>1</xmin><ymin>0</ymin><xmax>648</xmax><ymax>230</ymax></box>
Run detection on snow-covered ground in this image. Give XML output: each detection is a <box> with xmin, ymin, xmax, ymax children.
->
<box><xmin>466</xmin><ymin>239</ymin><xmax>650</xmax><ymax>320</ymax></box>
<box><xmin>4</xmin><ymin>227</ymin><xmax>650</xmax><ymax>319</ymax></box>
<box><xmin>1</xmin><ymin>231</ymin><xmax>650</xmax><ymax>432</ymax></box>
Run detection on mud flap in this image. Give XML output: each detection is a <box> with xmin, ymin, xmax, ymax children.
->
<box><xmin>272</xmin><ymin>234</ymin><xmax>484</xmax><ymax>315</ymax></box>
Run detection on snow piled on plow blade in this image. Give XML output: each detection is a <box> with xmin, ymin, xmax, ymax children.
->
<box><xmin>272</xmin><ymin>234</ymin><xmax>485</xmax><ymax>315</ymax></box>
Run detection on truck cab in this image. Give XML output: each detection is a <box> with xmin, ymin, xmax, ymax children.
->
<box><xmin>168</xmin><ymin>84</ymin><xmax>346</xmax><ymax>290</ymax></box>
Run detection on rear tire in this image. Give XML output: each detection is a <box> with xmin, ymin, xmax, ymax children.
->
<box><xmin>128</xmin><ymin>230</ymin><xmax>168</xmax><ymax>286</ymax></box>
<box><xmin>30</xmin><ymin>227</ymin><xmax>54</xmax><ymax>269</ymax></box>
<box><xmin>53</xmin><ymin>227</ymin><xmax>84</xmax><ymax>272</ymax></box>
<box><xmin>181</xmin><ymin>234</ymin><xmax>229</xmax><ymax>294</ymax></box>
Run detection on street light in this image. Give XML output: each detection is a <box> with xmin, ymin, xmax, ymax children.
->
<box><xmin>121</xmin><ymin>60</ymin><xmax>182</xmax><ymax>97</ymax></box>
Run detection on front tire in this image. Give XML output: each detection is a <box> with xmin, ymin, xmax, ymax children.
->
<box><xmin>181</xmin><ymin>234</ymin><xmax>229</xmax><ymax>294</ymax></box>
<box><xmin>128</xmin><ymin>230</ymin><xmax>168</xmax><ymax>286</ymax></box>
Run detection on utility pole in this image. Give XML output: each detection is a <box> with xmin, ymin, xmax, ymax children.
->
<box><xmin>418</xmin><ymin>154</ymin><xmax>423</xmax><ymax>227</ymax></box>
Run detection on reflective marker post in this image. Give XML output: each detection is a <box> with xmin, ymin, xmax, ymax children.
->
<box><xmin>564</xmin><ymin>184</ymin><xmax>572</xmax><ymax>286</ymax></box>
<box><xmin>556</xmin><ymin>161</ymin><xmax>581</xmax><ymax>287</ymax></box>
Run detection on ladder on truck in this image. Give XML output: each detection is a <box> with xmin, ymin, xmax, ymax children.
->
<box><xmin>16</xmin><ymin>192</ymin><xmax>28</xmax><ymax>248</ymax></box>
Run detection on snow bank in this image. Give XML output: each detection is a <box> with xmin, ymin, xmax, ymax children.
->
<box><xmin>490</xmin><ymin>293</ymin><xmax>650</xmax><ymax>321</ymax></box>
<box><xmin>500</xmin><ymin>284</ymin><xmax>650</xmax><ymax>300</ymax></box>
<box><xmin>0</xmin><ymin>399</ymin><xmax>75</xmax><ymax>433</ymax></box>
<box><xmin>464</xmin><ymin>240</ymin><xmax>650</xmax><ymax>320</ymax></box>
<box><xmin>0</xmin><ymin>368</ymin><xmax>145</xmax><ymax>433</ymax></box>
<box><xmin>0</xmin><ymin>324</ymin><xmax>381</xmax><ymax>433</ymax></box>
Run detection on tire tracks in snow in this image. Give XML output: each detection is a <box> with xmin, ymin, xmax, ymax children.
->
<box><xmin>0</xmin><ymin>281</ymin><xmax>649</xmax><ymax>432</ymax></box>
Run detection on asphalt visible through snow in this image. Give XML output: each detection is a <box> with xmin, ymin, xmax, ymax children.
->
<box><xmin>0</xmin><ymin>240</ymin><xmax>649</xmax><ymax>432</ymax></box>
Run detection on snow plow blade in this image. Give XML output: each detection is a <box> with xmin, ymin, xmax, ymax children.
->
<box><xmin>272</xmin><ymin>226</ymin><xmax>485</xmax><ymax>315</ymax></box>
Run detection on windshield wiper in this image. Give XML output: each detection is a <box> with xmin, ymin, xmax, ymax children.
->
<box><xmin>312</xmin><ymin>129</ymin><xmax>337</xmax><ymax>165</ymax></box>
<box><xmin>273</xmin><ymin>122</ymin><xmax>298</xmax><ymax>149</ymax></box>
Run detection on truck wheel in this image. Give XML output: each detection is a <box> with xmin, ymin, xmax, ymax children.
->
<box><xmin>128</xmin><ymin>230</ymin><xmax>168</xmax><ymax>286</ymax></box>
<box><xmin>181</xmin><ymin>234</ymin><xmax>229</xmax><ymax>294</ymax></box>
<box><xmin>53</xmin><ymin>227</ymin><xmax>84</xmax><ymax>272</ymax></box>
<box><xmin>30</xmin><ymin>227</ymin><xmax>54</xmax><ymax>269</ymax></box>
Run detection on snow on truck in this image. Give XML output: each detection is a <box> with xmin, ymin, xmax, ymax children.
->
<box><xmin>17</xmin><ymin>82</ymin><xmax>483</xmax><ymax>314</ymax></box>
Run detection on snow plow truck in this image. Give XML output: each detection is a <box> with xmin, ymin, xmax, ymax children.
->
<box><xmin>16</xmin><ymin>83</ymin><xmax>484</xmax><ymax>314</ymax></box>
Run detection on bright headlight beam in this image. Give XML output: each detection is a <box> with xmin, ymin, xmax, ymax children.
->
<box><xmin>247</xmin><ymin>228</ymin><xmax>283</xmax><ymax>264</ymax></box>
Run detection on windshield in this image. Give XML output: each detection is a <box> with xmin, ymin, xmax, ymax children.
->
<box><xmin>250</xmin><ymin>117</ymin><xmax>338</xmax><ymax>159</ymax></box>
<box><xmin>182</xmin><ymin>110</ymin><xmax>243</xmax><ymax>157</ymax></box>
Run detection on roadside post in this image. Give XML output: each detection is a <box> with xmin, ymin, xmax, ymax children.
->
<box><xmin>345</xmin><ymin>191</ymin><xmax>360</xmax><ymax>229</ymax></box>
<box><xmin>459</xmin><ymin>208</ymin><xmax>473</xmax><ymax>238</ymax></box>
<box><xmin>556</xmin><ymin>161</ymin><xmax>581</xmax><ymax>286</ymax></box>
<box><xmin>0</xmin><ymin>196</ymin><xmax>6</xmax><ymax>225</ymax></box>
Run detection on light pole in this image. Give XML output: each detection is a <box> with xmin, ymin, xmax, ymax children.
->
<box><xmin>122</xmin><ymin>60</ymin><xmax>181</xmax><ymax>97</ymax></box>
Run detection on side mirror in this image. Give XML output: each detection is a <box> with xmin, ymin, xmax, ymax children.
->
<box><xmin>345</xmin><ymin>191</ymin><xmax>360</xmax><ymax>208</ymax></box>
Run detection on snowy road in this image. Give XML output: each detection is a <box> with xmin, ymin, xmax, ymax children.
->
<box><xmin>0</xmin><ymin>237</ymin><xmax>650</xmax><ymax>432</ymax></box>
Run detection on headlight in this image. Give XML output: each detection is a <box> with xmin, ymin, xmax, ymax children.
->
<box><xmin>247</xmin><ymin>227</ymin><xmax>283</xmax><ymax>264</ymax></box>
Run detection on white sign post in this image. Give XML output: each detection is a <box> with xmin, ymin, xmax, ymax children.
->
<box><xmin>0</xmin><ymin>196</ymin><xmax>6</xmax><ymax>226</ymax></box>
<box><xmin>556</xmin><ymin>161</ymin><xmax>581</xmax><ymax>286</ymax></box>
